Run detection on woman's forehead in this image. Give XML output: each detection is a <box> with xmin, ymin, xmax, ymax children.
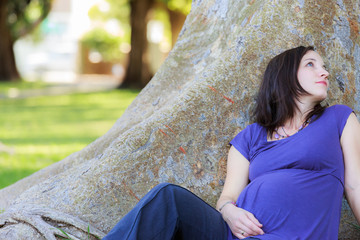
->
<box><xmin>301</xmin><ymin>51</ymin><xmax>324</xmax><ymax>64</ymax></box>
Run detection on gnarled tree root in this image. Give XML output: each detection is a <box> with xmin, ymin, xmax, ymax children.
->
<box><xmin>0</xmin><ymin>204</ymin><xmax>106</xmax><ymax>240</ymax></box>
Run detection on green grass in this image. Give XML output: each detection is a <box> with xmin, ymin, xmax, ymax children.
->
<box><xmin>0</xmin><ymin>80</ymin><xmax>50</xmax><ymax>95</ymax></box>
<box><xmin>0</xmin><ymin>82</ymin><xmax>139</xmax><ymax>189</ymax></box>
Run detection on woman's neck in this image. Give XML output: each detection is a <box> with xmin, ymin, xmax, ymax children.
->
<box><xmin>270</xmin><ymin>100</ymin><xmax>318</xmax><ymax>141</ymax></box>
<box><xmin>284</xmin><ymin>101</ymin><xmax>315</xmax><ymax>131</ymax></box>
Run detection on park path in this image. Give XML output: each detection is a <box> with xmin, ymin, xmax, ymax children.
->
<box><xmin>0</xmin><ymin>74</ymin><xmax>120</xmax><ymax>99</ymax></box>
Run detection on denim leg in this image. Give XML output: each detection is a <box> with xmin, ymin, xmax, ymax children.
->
<box><xmin>103</xmin><ymin>183</ymin><xmax>228</xmax><ymax>240</ymax></box>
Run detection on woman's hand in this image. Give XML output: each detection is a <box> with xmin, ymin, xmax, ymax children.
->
<box><xmin>221</xmin><ymin>203</ymin><xmax>264</xmax><ymax>239</ymax></box>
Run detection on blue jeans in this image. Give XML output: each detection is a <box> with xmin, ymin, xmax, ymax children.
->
<box><xmin>103</xmin><ymin>183</ymin><xmax>228</xmax><ymax>240</ymax></box>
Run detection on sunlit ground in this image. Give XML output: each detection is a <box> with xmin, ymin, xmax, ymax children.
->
<box><xmin>0</xmin><ymin>84</ymin><xmax>139</xmax><ymax>188</ymax></box>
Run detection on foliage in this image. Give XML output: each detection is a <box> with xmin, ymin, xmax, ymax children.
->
<box><xmin>82</xmin><ymin>0</ymin><xmax>131</xmax><ymax>62</ymax></box>
<box><xmin>0</xmin><ymin>0</ymin><xmax>51</xmax><ymax>81</ymax></box>
<box><xmin>56</xmin><ymin>228</ymin><xmax>72</xmax><ymax>240</ymax></box>
<box><xmin>82</xmin><ymin>0</ymin><xmax>191</xmax><ymax>62</ymax></box>
<box><xmin>88</xmin><ymin>0</ymin><xmax>130</xmax><ymax>23</ymax></box>
<box><xmin>347</xmin><ymin>221</ymin><xmax>360</xmax><ymax>231</ymax></box>
<box><xmin>7</xmin><ymin>0</ymin><xmax>52</xmax><ymax>41</ymax></box>
<box><xmin>55</xmin><ymin>225</ymin><xmax>101</xmax><ymax>240</ymax></box>
<box><xmin>160</xmin><ymin>0</ymin><xmax>192</xmax><ymax>15</ymax></box>
<box><xmin>81</xmin><ymin>28</ymin><xmax>126</xmax><ymax>62</ymax></box>
<box><xmin>0</xmin><ymin>82</ymin><xmax>139</xmax><ymax>189</ymax></box>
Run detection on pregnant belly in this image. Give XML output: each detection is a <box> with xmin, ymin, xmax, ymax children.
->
<box><xmin>236</xmin><ymin>169</ymin><xmax>343</xmax><ymax>234</ymax></box>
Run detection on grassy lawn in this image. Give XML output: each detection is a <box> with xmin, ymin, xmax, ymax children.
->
<box><xmin>0</xmin><ymin>81</ymin><xmax>50</xmax><ymax>95</ymax></box>
<box><xmin>0</xmin><ymin>82</ymin><xmax>139</xmax><ymax>189</ymax></box>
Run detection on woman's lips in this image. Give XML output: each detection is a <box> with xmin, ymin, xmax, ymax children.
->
<box><xmin>316</xmin><ymin>81</ymin><xmax>328</xmax><ymax>86</ymax></box>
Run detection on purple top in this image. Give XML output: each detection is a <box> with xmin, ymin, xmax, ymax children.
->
<box><xmin>228</xmin><ymin>105</ymin><xmax>353</xmax><ymax>240</ymax></box>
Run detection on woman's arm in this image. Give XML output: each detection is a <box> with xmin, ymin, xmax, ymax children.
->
<box><xmin>341</xmin><ymin>113</ymin><xmax>360</xmax><ymax>223</ymax></box>
<box><xmin>216</xmin><ymin>146</ymin><xmax>264</xmax><ymax>239</ymax></box>
<box><xmin>216</xmin><ymin>146</ymin><xmax>249</xmax><ymax>209</ymax></box>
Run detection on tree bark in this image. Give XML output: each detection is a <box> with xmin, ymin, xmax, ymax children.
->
<box><xmin>119</xmin><ymin>0</ymin><xmax>154</xmax><ymax>89</ymax></box>
<box><xmin>0</xmin><ymin>2</ymin><xmax>20</xmax><ymax>81</ymax></box>
<box><xmin>0</xmin><ymin>0</ymin><xmax>359</xmax><ymax>239</ymax></box>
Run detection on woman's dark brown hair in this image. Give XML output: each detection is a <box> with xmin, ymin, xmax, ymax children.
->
<box><xmin>253</xmin><ymin>46</ymin><xmax>327</xmax><ymax>137</ymax></box>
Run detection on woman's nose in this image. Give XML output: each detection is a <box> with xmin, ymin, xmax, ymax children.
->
<box><xmin>320</xmin><ymin>68</ymin><xmax>329</xmax><ymax>78</ymax></box>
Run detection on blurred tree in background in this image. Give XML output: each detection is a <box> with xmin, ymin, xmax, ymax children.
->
<box><xmin>83</xmin><ymin>0</ymin><xmax>191</xmax><ymax>89</ymax></box>
<box><xmin>123</xmin><ymin>0</ymin><xmax>191</xmax><ymax>89</ymax></box>
<box><xmin>0</xmin><ymin>0</ymin><xmax>52</xmax><ymax>82</ymax></box>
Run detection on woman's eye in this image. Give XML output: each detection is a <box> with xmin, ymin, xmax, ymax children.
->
<box><xmin>306</xmin><ymin>62</ymin><xmax>314</xmax><ymax>67</ymax></box>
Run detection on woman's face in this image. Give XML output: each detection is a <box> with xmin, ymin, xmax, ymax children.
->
<box><xmin>297</xmin><ymin>50</ymin><xmax>329</xmax><ymax>102</ymax></box>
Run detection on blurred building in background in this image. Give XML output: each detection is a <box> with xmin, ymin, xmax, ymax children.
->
<box><xmin>13</xmin><ymin>0</ymin><xmax>176</xmax><ymax>84</ymax></box>
<box><xmin>15</xmin><ymin>0</ymin><xmax>77</xmax><ymax>82</ymax></box>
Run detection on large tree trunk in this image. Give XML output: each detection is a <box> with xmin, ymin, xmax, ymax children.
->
<box><xmin>0</xmin><ymin>3</ymin><xmax>20</xmax><ymax>82</ymax></box>
<box><xmin>0</xmin><ymin>0</ymin><xmax>359</xmax><ymax>239</ymax></box>
<box><xmin>119</xmin><ymin>0</ymin><xmax>154</xmax><ymax>89</ymax></box>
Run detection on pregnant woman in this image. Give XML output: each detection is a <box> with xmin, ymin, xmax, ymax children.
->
<box><xmin>104</xmin><ymin>46</ymin><xmax>360</xmax><ymax>240</ymax></box>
